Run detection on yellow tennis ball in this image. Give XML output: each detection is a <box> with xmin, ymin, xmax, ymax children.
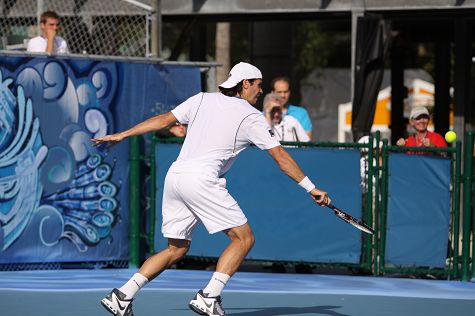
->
<box><xmin>445</xmin><ymin>131</ymin><xmax>457</xmax><ymax>143</ymax></box>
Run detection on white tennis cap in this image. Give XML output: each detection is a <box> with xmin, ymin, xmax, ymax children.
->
<box><xmin>219</xmin><ymin>62</ymin><xmax>262</xmax><ymax>89</ymax></box>
<box><xmin>410</xmin><ymin>106</ymin><xmax>429</xmax><ymax>119</ymax></box>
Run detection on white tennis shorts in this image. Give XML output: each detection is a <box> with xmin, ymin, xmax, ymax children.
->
<box><xmin>161</xmin><ymin>172</ymin><xmax>248</xmax><ymax>240</ymax></box>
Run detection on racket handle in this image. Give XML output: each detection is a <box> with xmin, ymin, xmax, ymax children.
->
<box><xmin>315</xmin><ymin>195</ymin><xmax>332</xmax><ymax>207</ymax></box>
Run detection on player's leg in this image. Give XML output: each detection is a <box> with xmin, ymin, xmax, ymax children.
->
<box><xmin>101</xmin><ymin>238</ymin><xmax>190</xmax><ymax>316</ymax></box>
<box><xmin>139</xmin><ymin>238</ymin><xmax>190</xmax><ymax>280</ymax></box>
<box><xmin>215</xmin><ymin>223</ymin><xmax>255</xmax><ymax>277</ymax></box>
<box><xmin>203</xmin><ymin>223</ymin><xmax>255</xmax><ymax>295</ymax></box>
<box><xmin>101</xmin><ymin>172</ymin><xmax>196</xmax><ymax>316</ymax></box>
<box><xmin>181</xmin><ymin>175</ymin><xmax>251</xmax><ymax>315</ymax></box>
<box><xmin>189</xmin><ymin>224</ymin><xmax>254</xmax><ymax>316</ymax></box>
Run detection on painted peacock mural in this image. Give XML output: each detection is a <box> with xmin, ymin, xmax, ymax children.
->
<box><xmin>0</xmin><ymin>61</ymin><xmax>120</xmax><ymax>254</ymax></box>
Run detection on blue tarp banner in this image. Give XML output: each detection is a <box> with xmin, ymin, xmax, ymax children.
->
<box><xmin>155</xmin><ymin>144</ymin><xmax>363</xmax><ymax>263</ymax></box>
<box><xmin>385</xmin><ymin>153</ymin><xmax>451</xmax><ymax>268</ymax></box>
<box><xmin>0</xmin><ymin>55</ymin><xmax>200</xmax><ymax>263</ymax></box>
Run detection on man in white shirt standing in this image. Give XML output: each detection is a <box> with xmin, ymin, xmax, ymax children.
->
<box><xmin>271</xmin><ymin>77</ymin><xmax>313</xmax><ymax>139</ymax></box>
<box><xmin>27</xmin><ymin>11</ymin><xmax>69</xmax><ymax>54</ymax></box>
<box><xmin>92</xmin><ymin>62</ymin><xmax>330</xmax><ymax>316</ymax></box>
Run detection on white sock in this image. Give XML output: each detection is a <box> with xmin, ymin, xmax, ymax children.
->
<box><xmin>119</xmin><ymin>273</ymin><xmax>149</xmax><ymax>299</ymax></box>
<box><xmin>203</xmin><ymin>272</ymin><xmax>230</xmax><ymax>297</ymax></box>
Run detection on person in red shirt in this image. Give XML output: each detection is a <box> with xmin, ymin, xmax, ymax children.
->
<box><xmin>396</xmin><ymin>106</ymin><xmax>447</xmax><ymax>153</ymax></box>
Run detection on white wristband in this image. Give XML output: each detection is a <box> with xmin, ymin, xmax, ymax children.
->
<box><xmin>298</xmin><ymin>176</ymin><xmax>316</xmax><ymax>193</ymax></box>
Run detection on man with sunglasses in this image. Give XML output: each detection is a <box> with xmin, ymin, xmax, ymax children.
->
<box><xmin>396</xmin><ymin>106</ymin><xmax>447</xmax><ymax>149</ymax></box>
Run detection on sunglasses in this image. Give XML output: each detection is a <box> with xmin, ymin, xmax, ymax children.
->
<box><xmin>413</xmin><ymin>114</ymin><xmax>429</xmax><ymax>120</ymax></box>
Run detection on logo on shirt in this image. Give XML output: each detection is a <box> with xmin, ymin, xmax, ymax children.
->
<box><xmin>268</xmin><ymin>129</ymin><xmax>275</xmax><ymax>137</ymax></box>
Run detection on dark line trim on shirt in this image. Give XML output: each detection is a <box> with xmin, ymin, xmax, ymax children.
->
<box><xmin>233</xmin><ymin>113</ymin><xmax>260</xmax><ymax>153</ymax></box>
<box><xmin>187</xmin><ymin>92</ymin><xmax>205</xmax><ymax>133</ymax></box>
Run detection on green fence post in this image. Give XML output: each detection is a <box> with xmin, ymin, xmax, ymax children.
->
<box><xmin>362</xmin><ymin>134</ymin><xmax>374</xmax><ymax>272</ymax></box>
<box><xmin>451</xmin><ymin>141</ymin><xmax>462</xmax><ymax>278</ymax></box>
<box><xmin>377</xmin><ymin>139</ymin><xmax>389</xmax><ymax>276</ymax></box>
<box><xmin>372</xmin><ymin>132</ymin><xmax>381</xmax><ymax>275</ymax></box>
<box><xmin>461</xmin><ymin>131</ymin><xmax>474</xmax><ymax>281</ymax></box>
<box><xmin>129</xmin><ymin>136</ymin><xmax>141</xmax><ymax>268</ymax></box>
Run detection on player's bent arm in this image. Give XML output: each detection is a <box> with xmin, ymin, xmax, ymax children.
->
<box><xmin>121</xmin><ymin>112</ymin><xmax>178</xmax><ymax>138</ymax></box>
<box><xmin>267</xmin><ymin>146</ymin><xmax>329</xmax><ymax>205</ymax></box>
<box><xmin>92</xmin><ymin>112</ymin><xmax>178</xmax><ymax>145</ymax></box>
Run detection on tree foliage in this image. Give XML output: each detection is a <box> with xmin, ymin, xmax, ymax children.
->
<box><xmin>292</xmin><ymin>21</ymin><xmax>331</xmax><ymax>80</ymax></box>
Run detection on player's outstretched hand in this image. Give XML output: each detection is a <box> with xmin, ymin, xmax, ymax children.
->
<box><xmin>310</xmin><ymin>188</ymin><xmax>331</xmax><ymax>206</ymax></box>
<box><xmin>91</xmin><ymin>133</ymin><xmax>125</xmax><ymax>148</ymax></box>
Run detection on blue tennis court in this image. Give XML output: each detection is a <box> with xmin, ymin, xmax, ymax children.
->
<box><xmin>1</xmin><ymin>269</ymin><xmax>474</xmax><ymax>316</ymax></box>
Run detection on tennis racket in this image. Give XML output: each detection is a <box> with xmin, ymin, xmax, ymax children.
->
<box><xmin>317</xmin><ymin>198</ymin><xmax>374</xmax><ymax>234</ymax></box>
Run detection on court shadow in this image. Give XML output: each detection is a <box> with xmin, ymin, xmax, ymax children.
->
<box><xmin>228</xmin><ymin>305</ymin><xmax>351</xmax><ymax>316</ymax></box>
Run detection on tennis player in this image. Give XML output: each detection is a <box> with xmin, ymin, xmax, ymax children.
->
<box><xmin>93</xmin><ymin>62</ymin><xmax>331</xmax><ymax>316</ymax></box>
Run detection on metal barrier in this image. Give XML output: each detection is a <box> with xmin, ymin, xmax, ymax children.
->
<box><xmin>136</xmin><ymin>135</ymin><xmax>378</xmax><ymax>273</ymax></box>
<box><xmin>377</xmin><ymin>138</ymin><xmax>462</xmax><ymax>279</ymax></box>
<box><xmin>128</xmin><ymin>131</ymin><xmax>473</xmax><ymax>280</ymax></box>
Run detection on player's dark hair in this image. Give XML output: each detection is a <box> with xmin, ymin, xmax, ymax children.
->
<box><xmin>219</xmin><ymin>79</ymin><xmax>256</xmax><ymax>97</ymax></box>
<box><xmin>40</xmin><ymin>11</ymin><xmax>60</xmax><ymax>24</ymax></box>
<box><xmin>270</xmin><ymin>76</ymin><xmax>291</xmax><ymax>91</ymax></box>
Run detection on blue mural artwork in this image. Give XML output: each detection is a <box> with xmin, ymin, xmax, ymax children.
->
<box><xmin>0</xmin><ymin>54</ymin><xmax>201</xmax><ymax>263</ymax></box>
<box><xmin>0</xmin><ymin>74</ymin><xmax>47</xmax><ymax>251</ymax></box>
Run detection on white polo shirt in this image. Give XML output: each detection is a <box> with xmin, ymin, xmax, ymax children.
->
<box><xmin>171</xmin><ymin>92</ymin><xmax>280</xmax><ymax>177</ymax></box>
<box><xmin>271</xmin><ymin>115</ymin><xmax>310</xmax><ymax>142</ymax></box>
<box><xmin>27</xmin><ymin>36</ymin><xmax>69</xmax><ymax>54</ymax></box>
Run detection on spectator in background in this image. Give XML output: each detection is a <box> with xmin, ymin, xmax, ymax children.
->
<box><xmin>27</xmin><ymin>11</ymin><xmax>69</xmax><ymax>54</ymax></box>
<box><xmin>169</xmin><ymin>123</ymin><xmax>187</xmax><ymax>138</ymax></box>
<box><xmin>396</xmin><ymin>106</ymin><xmax>447</xmax><ymax>151</ymax></box>
<box><xmin>271</xmin><ymin>76</ymin><xmax>313</xmax><ymax>139</ymax></box>
<box><xmin>263</xmin><ymin>93</ymin><xmax>309</xmax><ymax>142</ymax></box>
<box><xmin>156</xmin><ymin>123</ymin><xmax>188</xmax><ymax>138</ymax></box>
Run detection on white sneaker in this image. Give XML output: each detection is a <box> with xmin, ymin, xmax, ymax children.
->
<box><xmin>100</xmin><ymin>288</ymin><xmax>134</xmax><ymax>316</ymax></box>
<box><xmin>189</xmin><ymin>290</ymin><xmax>227</xmax><ymax>316</ymax></box>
